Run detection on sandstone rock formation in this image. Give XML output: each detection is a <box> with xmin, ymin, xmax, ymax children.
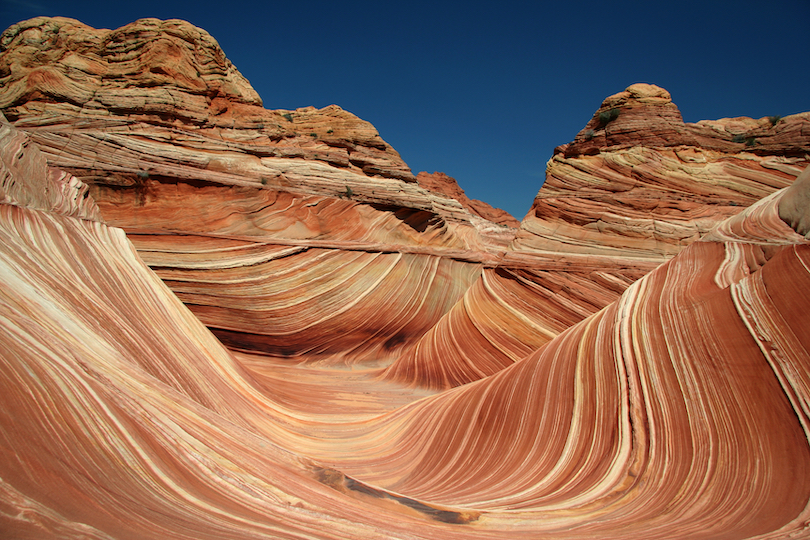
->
<box><xmin>516</xmin><ymin>83</ymin><xmax>809</xmax><ymax>261</ymax></box>
<box><xmin>0</xmin><ymin>16</ymin><xmax>519</xmax><ymax>364</ymax></box>
<box><xmin>780</xmin><ymin>165</ymin><xmax>810</xmax><ymax>238</ymax></box>
<box><xmin>559</xmin><ymin>83</ymin><xmax>810</xmax><ymax>158</ymax></box>
<box><xmin>1</xmin><ymin>16</ymin><xmax>810</xmax><ymax>540</ymax></box>
<box><xmin>416</xmin><ymin>171</ymin><xmax>521</xmax><ymax>227</ymax></box>
<box><xmin>391</xmin><ymin>84</ymin><xmax>809</xmax><ymax>390</ymax></box>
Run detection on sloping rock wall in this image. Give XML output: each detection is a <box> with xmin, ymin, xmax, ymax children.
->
<box><xmin>3</xmin><ymin>110</ymin><xmax>810</xmax><ymax>539</ymax></box>
<box><xmin>3</xmin><ymin>18</ymin><xmax>810</xmax><ymax>538</ymax></box>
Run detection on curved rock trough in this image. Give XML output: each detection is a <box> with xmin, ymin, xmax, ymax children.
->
<box><xmin>1</xmin><ymin>16</ymin><xmax>809</xmax><ymax>539</ymax></box>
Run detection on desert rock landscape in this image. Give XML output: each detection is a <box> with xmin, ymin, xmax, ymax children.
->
<box><xmin>1</xmin><ymin>16</ymin><xmax>809</xmax><ymax>539</ymax></box>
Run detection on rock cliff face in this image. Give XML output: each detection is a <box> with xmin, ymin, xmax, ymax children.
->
<box><xmin>1</xmin><ymin>16</ymin><xmax>810</xmax><ymax>540</ymax></box>
<box><xmin>515</xmin><ymin>83</ymin><xmax>810</xmax><ymax>261</ymax></box>
<box><xmin>0</xmin><ymin>16</ymin><xmax>519</xmax><ymax>364</ymax></box>
<box><xmin>416</xmin><ymin>171</ymin><xmax>521</xmax><ymax>227</ymax></box>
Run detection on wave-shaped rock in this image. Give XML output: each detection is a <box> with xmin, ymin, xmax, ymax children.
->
<box><xmin>0</xmin><ymin>16</ymin><xmax>519</xmax><ymax>363</ymax></box>
<box><xmin>2</xmin><ymin>16</ymin><xmax>810</xmax><ymax>540</ymax></box>
<box><xmin>387</xmin><ymin>84</ymin><xmax>808</xmax><ymax>390</ymax></box>
<box><xmin>335</xmin><ymin>188</ymin><xmax>810</xmax><ymax>540</ymax></box>
<box><xmin>0</xmin><ymin>115</ymin><xmax>101</xmax><ymax>220</ymax></box>
<box><xmin>3</xmin><ymin>111</ymin><xmax>810</xmax><ymax>539</ymax></box>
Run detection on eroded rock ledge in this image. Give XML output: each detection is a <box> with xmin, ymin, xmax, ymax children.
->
<box><xmin>514</xmin><ymin>83</ymin><xmax>809</xmax><ymax>263</ymax></box>
<box><xmin>2</xmin><ymin>14</ymin><xmax>810</xmax><ymax>540</ymax></box>
<box><xmin>2</xmin><ymin>18</ymin><xmax>808</xmax><ymax>383</ymax></box>
<box><xmin>558</xmin><ymin>83</ymin><xmax>810</xmax><ymax>158</ymax></box>
<box><xmin>0</xmin><ymin>17</ymin><xmax>414</xmax><ymax>197</ymax></box>
<box><xmin>2</xmin><ymin>107</ymin><xmax>810</xmax><ymax>539</ymax></box>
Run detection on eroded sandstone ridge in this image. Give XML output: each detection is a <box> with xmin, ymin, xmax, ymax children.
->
<box><xmin>515</xmin><ymin>83</ymin><xmax>810</xmax><ymax>261</ymax></box>
<box><xmin>1</xmin><ymin>16</ymin><xmax>810</xmax><ymax>540</ymax></box>
<box><xmin>0</xmin><ymin>16</ymin><xmax>520</xmax><ymax>365</ymax></box>
<box><xmin>416</xmin><ymin>171</ymin><xmax>521</xmax><ymax>227</ymax></box>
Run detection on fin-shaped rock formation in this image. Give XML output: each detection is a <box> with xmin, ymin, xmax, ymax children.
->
<box><xmin>1</xmin><ymin>16</ymin><xmax>810</xmax><ymax>539</ymax></box>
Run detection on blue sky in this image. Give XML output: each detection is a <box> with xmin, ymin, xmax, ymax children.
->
<box><xmin>2</xmin><ymin>0</ymin><xmax>808</xmax><ymax>219</ymax></box>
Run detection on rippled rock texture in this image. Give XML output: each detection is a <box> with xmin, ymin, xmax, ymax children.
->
<box><xmin>2</xmin><ymin>16</ymin><xmax>810</xmax><ymax>540</ymax></box>
<box><xmin>0</xmin><ymin>16</ymin><xmax>522</xmax><ymax>365</ymax></box>
<box><xmin>517</xmin><ymin>84</ymin><xmax>810</xmax><ymax>259</ymax></box>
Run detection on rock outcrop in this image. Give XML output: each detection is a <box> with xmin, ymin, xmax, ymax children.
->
<box><xmin>2</xmin><ymin>17</ymin><xmax>810</xmax><ymax>540</ymax></box>
<box><xmin>0</xmin><ymin>115</ymin><xmax>472</xmax><ymax>539</ymax></box>
<box><xmin>516</xmin><ymin>83</ymin><xmax>809</xmax><ymax>261</ymax></box>
<box><xmin>780</xmin><ymin>165</ymin><xmax>810</xmax><ymax>238</ymax></box>
<box><xmin>388</xmin><ymin>84</ymin><xmax>808</xmax><ymax>390</ymax></box>
<box><xmin>0</xmin><ymin>16</ymin><xmax>518</xmax><ymax>364</ymax></box>
<box><xmin>416</xmin><ymin>171</ymin><xmax>521</xmax><ymax>227</ymax></box>
<box><xmin>559</xmin><ymin>83</ymin><xmax>810</xmax><ymax>158</ymax></box>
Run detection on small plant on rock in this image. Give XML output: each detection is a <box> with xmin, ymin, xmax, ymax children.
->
<box><xmin>282</xmin><ymin>113</ymin><xmax>294</xmax><ymax>122</ymax></box>
<box><xmin>767</xmin><ymin>115</ymin><xmax>782</xmax><ymax>127</ymax></box>
<box><xmin>732</xmin><ymin>133</ymin><xmax>757</xmax><ymax>146</ymax></box>
<box><xmin>598</xmin><ymin>108</ymin><xmax>620</xmax><ymax>127</ymax></box>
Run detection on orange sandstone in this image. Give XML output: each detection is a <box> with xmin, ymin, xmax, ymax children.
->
<box><xmin>1</xmin><ymin>17</ymin><xmax>810</xmax><ymax>540</ymax></box>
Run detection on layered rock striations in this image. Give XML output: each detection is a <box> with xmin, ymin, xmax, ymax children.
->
<box><xmin>0</xmin><ymin>116</ymin><xmax>481</xmax><ymax>539</ymax></box>
<box><xmin>341</xmin><ymin>186</ymin><xmax>810</xmax><ymax>540</ymax></box>
<box><xmin>416</xmin><ymin>171</ymin><xmax>521</xmax><ymax>228</ymax></box>
<box><xmin>515</xmin><ymin>84</ymin><xmax>810</xmax><ymax>262</ymax></box>
<box><xmin>0</xmin><ymin>16</ymin><xmax>520</xmax><ymax>363</ymax></box>
<box><xmin>2</xmin><ymin>16</ymin><xmax>810</xmax><ymax>540</ymax></box>
<box><xmin>387</xmin><ymin>85</ymin><xmax>808</xmax><ymax>390</ymax></box>
<box><xmin>560</xmin><ymin>83</ymin><xmax>810</xmax><ymax>158</ymax></box>
<box><xmin>3</xmin><ymin>109</ymin><xmax>810</xmax><ymax>539</ymax></box>
<box><xmin>0</xmin><ymin>16</ymin><xmax>500</xmax><ymax>218</ymax></box>
<box><xmin>516</xmin><ymin>83</ymin><xmax>810</xmax><ymax>261</ymax></box>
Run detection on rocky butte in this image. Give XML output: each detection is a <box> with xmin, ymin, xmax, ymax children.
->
<box><xmin>0</xmin><ymin>16</ymin><xmax>809</xmax><ymax>540</ymax></box>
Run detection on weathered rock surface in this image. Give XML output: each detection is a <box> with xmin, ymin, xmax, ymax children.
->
<box><xmin>0</xmin><ymin>116</ymin><xmax>470</xmax><ymax>539</ymax></box>
<box><xmin>416</xmin><ymin>171</ymin><xmax>520</xmax><ymax>228</ymax></box>
<box><xmin>388</xmin><ymin>84</ymin><xmax>808</xmax><ymax>390</ymax></box>
<box><xmin>493</xmin><ymin>86</ymin><xmax>810</xmax><ymax>392</ymax></box>
<box><xmin>3</xmin><ymin>110</ymin><xmax>810</xmax><ymax>539</ymax></box>
<box><xmin>559</xmin><ymin>83</ymin><xmax>810</xmax><ymax>158</ymax></box>
<box><xmin>346</xmin><ymin>191</ymin><xmax>810</xmax><ymax>540</ymax></box>
<box><xmin>780</xmin><ymin>165</ymin><xmax>810</xmax><ymax>238</ymax></box>
<box><xmin>2</xmin><ymin>17</ymin><xmax>810</xmax><ymax>540</ymax></box>
<box><xmin>0</xmin><ymin>16</ymin><xmax>517</xmax><ymax>363</ymax></box>
<box><xmin>517</xmin><ymin>83</ymin><xmax>809</xmax><ymax>261</ymax></box>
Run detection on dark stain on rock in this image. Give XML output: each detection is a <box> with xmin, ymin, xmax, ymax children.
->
<box><xmin>314</xmin><ymin>466</ymin><xmax>480</xmax><ymax>525</ymax></box>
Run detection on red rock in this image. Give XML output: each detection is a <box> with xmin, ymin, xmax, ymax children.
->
<box><xmin>416</xmin><ymin>171</ymin><xmax>520</xmax><ymax>228</ymax></box>
<box><xmin>561</xmin><ymin>83</ymin><xmax>810</xmax><ymax>158</ymax></box>
<box><xmin>347</xmin><ymin>207</ymin><xmax>810</xmax><ymax>539</ymax></box>
<box><xmin>0</xmin><ymin>17</ymin><xmax>517</xmax><ymax>363</ymax></box>
<box><xmin>779</xmin><ymin>165</ymin><xmax>810</xmax><ymax>237</ymax></box>
<box><xmin>2</xmin><ymin>18</ymin><xmax>810</xmax><ymax>540</ymax></box>
<box><xmin>0</xmin><ymin>16</ymin><xmax>415</xmax><ymax>184</ymax></box>
<box><xmin>516</xmin><ymin>83</ymin><xmax>809</xmax><ymax>265</ymax></box>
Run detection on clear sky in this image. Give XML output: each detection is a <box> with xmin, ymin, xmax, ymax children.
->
<box><xmin>2</xmin><ymin>0</ymin><xmax>808</xmax><ymax>219</ymax></box>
